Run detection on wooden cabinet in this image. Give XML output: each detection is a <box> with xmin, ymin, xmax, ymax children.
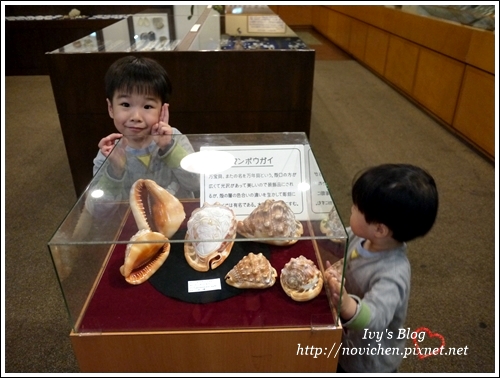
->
<box><xmin>274</xmin><ymin>5</ymin><xmax>495</xmax><ymax>160</ymax></box>
<box><xmin>412</xmin><ymin>48</ymin><xmax>465</xmax><ymax>125</ymax></box>
<box><xmin>453</xmin><ymin>66</ymin><xmax>495</xmax><ymax>155</ymax></box>
<box><xmin>364</xmin><ymin>26</ymin><xmax>389</xmax><ymax>76</ymax></box>
<box><xmin>6</xmin><ymin>19</ymin><xmax>117</xmax><ymax>75</ymax></box>
<box><xmin>385</xmin><ymin>35</ymin><xmax>419</xmax><ymax>95</ymax></box>
<box><xmin>269</xmin><ymin>5</ymin><xmax>313</xmax><ymax>26</ymax></box>
<box><xmin>348</xmin><ymin>19</ymin><xmax>368</xmax><ymax>61</ymax></box>
<box><xmin>5</xmin><ymin>5</ymin><xmax>157</xmax><ymax>75</ymax></box>
<box><xmin>71</xmin><ymin>328</ymin><xmax>342</xmax><ymax>372</ymax></box>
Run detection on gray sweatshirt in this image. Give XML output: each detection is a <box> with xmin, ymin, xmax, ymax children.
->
<box><xmin>338</xmin><ymin>227</ymin><xmax>410</xmax><ymax>373</ymax></box>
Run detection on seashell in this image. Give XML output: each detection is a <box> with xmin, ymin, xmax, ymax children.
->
<box><xmin>280</xmin><ymin>255</ymin><xmax>323</xmax><ymax>301</ymax></box>
<box><xmin>225</xmin><ymin>252</ymin><xmax>277</xmax><ymax>289</ymax></box>
<box><xmin>130</xmin><ymin>178</ymin><xmax>185</xmax><ymax>238</ymax></box>
<box><xmin>237</xmin><ymin>199</ymin><xmax>303</xmax><ymax>246</ymax></box>
<box><xmin>184</xmin><ymin>202</ymin><xmax>237</xmax><ymax>272</ymax></box>
<box><xmin>120</xmin><ymin>229</ymin><xmax>170</xmax><ymax>285</ymax></box>
<box><xmin>320</xmin><ymin>206</ymin><xmax>345</xmax><ymax>242</ymax></box>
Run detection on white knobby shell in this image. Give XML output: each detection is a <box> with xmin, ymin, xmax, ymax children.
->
<box><xmin>184</xmin><ymin>202</ymin><xmax>237</xmax><ymax>272</ymax></box>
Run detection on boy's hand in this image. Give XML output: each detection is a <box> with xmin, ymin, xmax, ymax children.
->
<box><xmin>98</xmin><ymin>133</ymin><xmax>126</xmax><ymax>178</ymax></box>
<box><xmin>98</xmin><ymin>133</ymin><xmax>123</xmax><ymax>156</ymax></box>
<box><xmin>324</xmin><ymin>260</ymin><xmax>357</xmax><ymax>321</ymax></box>
<box><xmin>152</xmin><ymin>103</ymin><xmax>173</xmax><ymax>151</ymax></box>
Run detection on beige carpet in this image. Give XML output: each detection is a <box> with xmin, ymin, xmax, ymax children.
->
<box><xmin>294</xmin><ymin>30</ymin><xmax>322</xmax><ymax>45</ymax></box>
<box><xmin>309</xmin><ymin>61</ymin><xmax>496</xmax><ymax>373</ymax></box>
<box><xmin>4</xmin><ymin>59</ymin><xmax>496</xmax><ymax>373</ymax></box>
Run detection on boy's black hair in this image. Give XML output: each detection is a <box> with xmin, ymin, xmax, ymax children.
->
<box><xmin>105</xmin><ymin>55</ymin><xmax>172</xmax><ymax>104</ymax></box>
<box><xmin>351</xmin><ymin>163</ymin><xmax>438</xmax><ymax>242</ymax></box>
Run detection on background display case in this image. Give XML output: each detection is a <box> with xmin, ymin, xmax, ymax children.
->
<box><xmin>46</xmin><ymin>6</ymin><xmax>315</xmax><ymax>198</ymax></box>
<box><xmin>4</xmin><ymin>5</ymin><xmax>165</xmax><ymax>75</ymax></box>
<box><xmin>48</xmin><ymin>132</ymin><xmax>347</xmax><ymax>372</ymax></box>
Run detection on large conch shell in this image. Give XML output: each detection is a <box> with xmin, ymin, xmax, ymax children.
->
<box><xmin>120</xmin><ymin>229</ymin><xmax>170</xmax><ymax>285</ymax></box>
<box><xmin>184</xmin><ymin>202</ymin><xmax>237</xmax><ymax>272</ymax></box>
<box><xmin>237</xmin><ymin>199</ymin><xmax>303</xmax><ymax>246</ymax></box>
<box><xmin>280</xmin><ymin>255</ymin><xmax>323</xmax><ymax>301</ymax></box>
<box><xmin>225</xmin><ymin>252</ymin><xmax>277</xmax><ymax>289</ymax></box>
<box><xmin>130</xmin><ymin>178</ymin><xmax>185</xmax><ymax>239</ymax></box>
<box><xmin>320</xmin><ymin>206</ymin><xmax>345</xmax><ymax>242</ymax></box>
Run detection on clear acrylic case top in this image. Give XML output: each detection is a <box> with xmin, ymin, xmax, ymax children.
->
<box><xmin>48</xmin><ymin>132</ymin><xmax>347</xmax><ymax>334</ymax></box>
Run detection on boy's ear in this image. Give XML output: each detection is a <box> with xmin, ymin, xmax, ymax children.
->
<box><xmin>106</xmin><ymin>98</ymin><xmax>114</xmax><ymax>118</ymax></box>
<box><xmin>374</xmin><ymin>223</ymin><xmax>391</xmax><ymax>238</ymax></box>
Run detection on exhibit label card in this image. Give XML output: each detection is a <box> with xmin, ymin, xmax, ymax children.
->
<box><xmin>248</xmin><ymin>15</ymin><xmax>286</xmax><ymax>33</ymax></box>
<box><xmin>305</xmin><ymin>145</ymin><xmax>334</xmax><ymax>217</ymax></box>
<box><xmin>198</xmin><ymin>144</ymin><xmax>331</xmax><ymax>220</ymax></box>
<box><xmin>188</xmin><ymin>278</ymin><xmax>222</xmax><ymax>293</ymax></box>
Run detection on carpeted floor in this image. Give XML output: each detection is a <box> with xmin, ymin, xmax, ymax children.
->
<box><xmin>294</xmin><ymin>30</ymin><xmax>322</xmax><ymax>45</ymax></box>
<box><xmin>3</xmin><ymin>30</ymin><xmax>497</xmax><ymax>373</ymax></box>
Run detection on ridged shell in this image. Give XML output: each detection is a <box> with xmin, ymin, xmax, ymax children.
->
<box><xmin>319</xmin><ymin>206</ymin><xmax>345</xmax><ymax>242</ymax></box>
<box><xmin>280</xmin><ymin>255</ymin><xmax>323</xmax><ymax>301</ymax></box>
<box><xmin>237</xmin><ymin>199</ymin><xmax>303</xmax><ymax>246</ymax></box>
<box><xmin>120</xmin><ymin>229</ymin><xmax>170</xmax><ymax>285</ymax></box>
<box><xmin>184</xmin><ymin>202</ymin><xmax>237</xmax><ymax>272</ymax></box>
<box><xmin>130</xmin><ymin>178</ymin><xmax>186</xmax><ymax>238</ymax></box>
<box><xmin>225</xmin><ymin>252</ymin><xmax>277</xmax><ymax>289</ymax></box>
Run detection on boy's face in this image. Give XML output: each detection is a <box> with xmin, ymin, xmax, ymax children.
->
<box><xmin>107</xmin><ymin>90</ymin><xmax>163</xmax><ymax>139</ymax></box>
<box><xmin>349</xmin><ymin>204</ymin><xmax>372</xmax><ymax>239</ymax></box>
<box><xmin>350</xmin><ymin>205</ymin><xmax>390</xmax><ymax>242</ymax></box>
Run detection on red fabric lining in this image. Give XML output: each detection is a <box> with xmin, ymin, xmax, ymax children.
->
<box><xmin>78</xmin><ymin>202</ymin><xmax>334</xmax><ymax>333</ymax></box>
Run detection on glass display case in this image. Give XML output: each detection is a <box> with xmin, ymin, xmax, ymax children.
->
<box><xmin>48</xmin><ymin>132</ymin><xmax>347</xmax><ymax>372</ymax></box>
<box><xmin>392</xmin><ymin>5</ymin><xmax>495</xmax><ymax>31</ymax></box>
<box><xmin>51</xmin><ymin>5</ymin><xmax>312</xmax><ymax>54</ymax></box>
<box><xmin>417</xmin><ymin>5</ymin><xmax>495</xmax><ymax>31</ymax></box>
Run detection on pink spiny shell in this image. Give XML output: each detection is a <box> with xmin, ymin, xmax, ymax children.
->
<box><xmin>280</xmin><ymin>255</ymin><xmax>323</xmax><ymax>301</ymax></box>
<box><xmin>225</xmin><ymin>252</ymin><xmax>277</xmax><ymax>289</ymax></box>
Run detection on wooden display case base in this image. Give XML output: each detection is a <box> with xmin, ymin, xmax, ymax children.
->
<box><xmin>70</xmin><ymin>326</ymin><xmax>342</xmax><ymax>372</ymax></box>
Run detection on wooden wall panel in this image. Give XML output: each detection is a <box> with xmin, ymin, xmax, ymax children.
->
<box><xmin>466</xmin><ymin>29</ymin><xmax>495</xmax><ymax>74</ymax></box>
<box><xmin>385</xmin><ymin>35</ymin><xmax>419</xmax><ymax>95</ymax></box>
<box><xmin>386</xmin><ymin>9</ymin><xmax>472</xmax><ymax>62</ymax></box>
<box><xmin>268</xmin><ymin>5</ymin><xmax>278</xmax><ymax>14</ymax></box>
<box><xmin>325</xmin><ymin>9</ymin><xmax>338</xmax><ymax>44</ymax></box>
<box><xmin>310</xmin><ymin>5</ymin><xmax>494</xmax><ymax>160</ymax></box>
<box><xmin>334</xmin><ymin>11</ymin><xmax>351</xmax><ymax>51</ymax></box>
<box><xmin>327</xmin><ymin>5</ymin><xmax>388</xmax><ymax>30</ymax></box>
<box><xmin>364</xmin><ymin>26</ymin><xmax>389</xmax><ymax>76</ymax></box>
<box><xmin>330</xmin><ymin>5</ymin><xmax>473</xmax><ymax>63</ymax></box>
<box><xmin>413</xmin><ymin>49</ymin><xmax>465</xmax><ymax>124</ymax></box>
<box><xmin>453</xmin><ymin>66</ymin><xmax>495</xmax><ymax>157</ymax></box>
<box><xmin>312</xmin><ymin>6</ymin><xmax>328</xmax><ymax>36</ymax></box>
<box><xmin>273</xmin><ymin>5</ymin><xmax>313</xmax><ymax>26</ymax></box>
<box><xmin>348</xmin><ymin>18</ymin><xmax>367</xmax><ymax>60</ymax></box>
